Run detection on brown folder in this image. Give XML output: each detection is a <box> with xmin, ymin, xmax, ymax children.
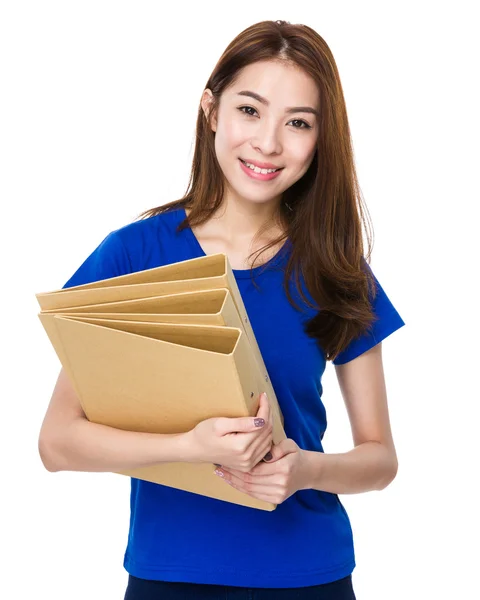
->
<box><xmin>51</xmin><ymin>316</ymin><xmax>278</xmax><ymax>510</ymax></box>
<box><xmin>37</xmin><ymin>254</ymin><xmax>286</xmax><ymax>510</ymax></box>
<box><xmin>36</xmin><ymin>254</ymin><xmax>283</xmax><ymax>429</ymax></box>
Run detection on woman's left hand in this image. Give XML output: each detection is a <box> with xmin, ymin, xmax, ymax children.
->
<box><xmin>214</xmin><ymin>438</ymin><xmax>311</xmax><ymax>504</ymax></box>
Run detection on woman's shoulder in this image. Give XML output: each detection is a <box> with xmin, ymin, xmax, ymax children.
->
<box><xmin>109</xmin><ymin>208</ymin><xmax>184</xmax><ymax>252</ymax></box>
<box><xmin>106</xmin><ymin>205</ymin><xmax>186</xmax><ymax>272</ymax></box>
<box><xmin>62</xmin><ymin>206</ymin><xmax>186</xmax><ymax>288</ymax></box>
<box><xmin>114</xmin><ymin>206</ymin><xmax>184</xmax><ymax>243</ymax></box>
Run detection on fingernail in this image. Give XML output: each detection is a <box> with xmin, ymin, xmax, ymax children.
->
<box><xmin>254</xmin><ymin>418</ymin><xmax>265</xmax><ymax>427</ymax></box>
<box><xmin>263</xmin><ymin>451</ymin><xmax>273</xmax><ymax>461</ymax></box>
<box><xmin>214</xmin><ymin>469</ymin><xmax>224</xmax><ymax>478</ymax></box>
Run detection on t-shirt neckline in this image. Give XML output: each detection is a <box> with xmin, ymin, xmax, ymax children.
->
<box><xmin>178</xmin><ymin>206</ymin><xmax>291</xmax><ymax>279</ymax></box>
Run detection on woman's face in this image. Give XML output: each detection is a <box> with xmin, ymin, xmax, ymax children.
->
<box><xmin>202</xmin><ymin>59</ymin><xmax>319</xmax><ymax>209</ymax></box>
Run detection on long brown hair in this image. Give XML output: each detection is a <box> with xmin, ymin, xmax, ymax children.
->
<box><xmin>137</xmin><ymin>20</ymin><xmax>378</xmax><ymax>363</ymax></box>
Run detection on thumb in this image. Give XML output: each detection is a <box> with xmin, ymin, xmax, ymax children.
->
<box><xmin>216</xmin><ymin>393</ymin><xmax>269</xmax><ymax>435</ymax></box>
<box><xmin>263</xmin><ymin>439</ymin><xmax>295</xmax><ymax>463</ymax></box>
<box><xmin>216</xmin><ymin>415</ymin><xmax>267</xmax><ymax>435</ymax></box>
<box><xmin>235</xmin><ymin>391</ymin><xmax>269</xmax><ymax>433</ymax></box>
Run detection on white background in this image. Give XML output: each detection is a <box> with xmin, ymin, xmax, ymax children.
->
<box><xmin>1</xmin><ymin>1</ymin><xmax>478</xmax><ymax>598</ymax></box>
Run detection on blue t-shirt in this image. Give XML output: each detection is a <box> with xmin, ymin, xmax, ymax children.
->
<box><xmin>62</xmin><ymin>206</ymin><xmax>405</xmax><ymax>588</ymax></box>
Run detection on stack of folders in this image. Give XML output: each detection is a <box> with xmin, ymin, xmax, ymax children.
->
<box><xmin>36</xmin><ymin>253</ymin><xmax>287</xmax><ymax>511</ymax></box>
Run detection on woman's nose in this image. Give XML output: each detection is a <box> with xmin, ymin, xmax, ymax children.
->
<box><xmin>252</xmin><ymin>121</ymin><xmax>283</xmax><ymax>156</ymax></box>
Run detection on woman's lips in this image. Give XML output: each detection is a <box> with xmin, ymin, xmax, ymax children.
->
<box><xmin>238</xmin><ymin>159</ymin><xmax>283</xmax><ymax>181</ymax></box>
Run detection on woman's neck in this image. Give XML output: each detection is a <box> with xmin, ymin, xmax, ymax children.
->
<box><xmin>185</xmin><ymin>198</ymin><xmax>287</xmax><ymax>270</ymax></box>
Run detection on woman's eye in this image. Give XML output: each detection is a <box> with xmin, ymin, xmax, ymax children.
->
<box><xmin>289</xmin><ymin>119</ymin><xmax>312</xmax><ymax>130</ymax></box>
<box><xmin>238</xmin><ymin>106</ymin><xmax>258</xmax><ymax>117</ymax></box>
<box><xmin>237</xmin><ymin>106</ymin><xmax>312</xmax><ymax>130</ymax></box>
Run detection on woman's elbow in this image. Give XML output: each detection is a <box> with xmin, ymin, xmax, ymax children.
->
<box><xmin>38</xmin><ymin>431</ymin><xmax>65</xmax><ymax>472</ymax></box>
<box><xmin>378</xmin><ymin>454</ymin><xmax>399</xmax><ymax>490</ymax></box>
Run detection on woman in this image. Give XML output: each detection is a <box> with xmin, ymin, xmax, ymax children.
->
<box><xmin>39</xmin><ymin>20</ymin><xmax>405</xmax><ymax>599</ymax></box>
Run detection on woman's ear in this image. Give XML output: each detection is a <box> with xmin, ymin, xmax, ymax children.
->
<box><xmin>201</xmin><ymin>89</ymin><xmax>216</xmax><ymax>132</ymax></box>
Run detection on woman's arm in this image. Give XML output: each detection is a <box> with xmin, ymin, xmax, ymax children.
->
<box><xmin>38</xmin><ymin>368</ymin><xmax>196</xmax><ymax>472</ymax></box>
<box><xmin>304</xmin><ymin>342</ymin><xmax>398</xmax><ymax>494</ymax></box>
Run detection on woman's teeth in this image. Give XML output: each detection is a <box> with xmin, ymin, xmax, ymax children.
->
<box><xmin>241</xmin><ymin>160</ymin><xmax>280</xmax><ymax>174</ymax></box>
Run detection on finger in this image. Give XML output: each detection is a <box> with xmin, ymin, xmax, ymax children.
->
<box><xmin>252</xmin><ymin>445</ymin><xmax>289</xmax><ymax>471</ymax></box>
<box><xmin>217</xmin><ymin>470</ymin><xmax>282</xmax><ymax>502</ymax></box>
<box><xmin>256</xmin><ymin>392</ymin><xmax>272</xmax><ymax>436</ymax></box>
<box><xmin>238</xmin><ymin>394</ymin><xmax>272</xmax><ymax>455</ymax></box>
<box><xmin>249</xmin><ymin>430</ymin><xmax>274</xmax><ymax>466</ymax></box>
<box><xmin>219</xmin><ymin>461</ymin><xmax>274</xmax><ymax>479</ymax></box>
<box><xmin>263</xmin><ymin>444</ymin><xmax>279</xmax><ymax>462</ymax></box>
<box><xmin>256</xmin><ymin>392</ymin><xmax>272</xmax><ymax>424</ymax></box>
<box><xmin>262</xmin><ymin>449</ymin><xmax>273</xmax><ymax>462</ymax></box>
<box><xmin>215</xmin><ymin>411</ymin><xmax>268</xmax><ymax>436</ymax></box>
<box><xmin>224</xmin><ymin>479</ymin><xmax>279</xmax><ymax>503</ymax></box>
<box><xmin>263</xmin><ymin>439</ymin><xmax>295</xmax><ymax>463</ymax></box>
<box><xmin>218</xmin><ymin>392</ymin><xmax>270</xmax><ymax>435</ymax></box>
<box><xmin>216</xmin><ymin>467</ymin><xmax>274</xmax><ymax>488</ymax></box>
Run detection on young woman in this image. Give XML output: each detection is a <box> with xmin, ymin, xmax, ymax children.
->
<box><xmin>39</xmin><ymin>20</ymin><xmax>405</xmax><ymax>600</ymax></box>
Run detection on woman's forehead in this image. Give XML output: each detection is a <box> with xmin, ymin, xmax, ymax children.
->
<box><xmin>226</xmin><ymin>61</ymin><xmax>319</xmax><ymax>107</ymax></box>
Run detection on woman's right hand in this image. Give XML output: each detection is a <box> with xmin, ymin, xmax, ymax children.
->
<box><xmin>187</xmin><ymin>392</ymin><xmax>273</xmax><ymax>472</ymax></box>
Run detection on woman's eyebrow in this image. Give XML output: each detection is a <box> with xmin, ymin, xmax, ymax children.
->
<box><xmin>236</xmin><ymin>90</ymin><xmax>319</xmax><ymax>117</ymax></box>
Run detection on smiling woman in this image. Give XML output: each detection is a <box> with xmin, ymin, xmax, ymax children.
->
<box><xmin>201</xmin><ymin>60</ymin><xmax>320</xmax><ymax>210</ymax></box>
<box><xmin>39</xmin><ymin>18</ymin><xmax>405</xmax><ymax>600</ymax></box>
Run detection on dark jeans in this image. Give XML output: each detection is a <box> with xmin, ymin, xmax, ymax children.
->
<box><xmin>124</xmin><ymin>574</ymin><xmax>356</xmax><ymax>599</ymax></box>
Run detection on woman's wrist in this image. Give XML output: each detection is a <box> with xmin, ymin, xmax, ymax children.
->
<box><xmin>303</xmin><ymin>443</ymin><xmax>398</xmax><ymax>494</ymax></box>
<box><xmin>175</xmin><ymin>429</ymin><xmax>204</xmax><ymax>463</ymax></box>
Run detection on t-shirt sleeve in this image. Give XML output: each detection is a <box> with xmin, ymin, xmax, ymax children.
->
<box><xmin>332</xmin><ymin>267</ymin><xmax>405</xmax><ymax>365</ymax></box>
<box><xmin>62</xmin><ymin>231</ymin><xmax>132</xmax><ymax>289</ymax></box>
